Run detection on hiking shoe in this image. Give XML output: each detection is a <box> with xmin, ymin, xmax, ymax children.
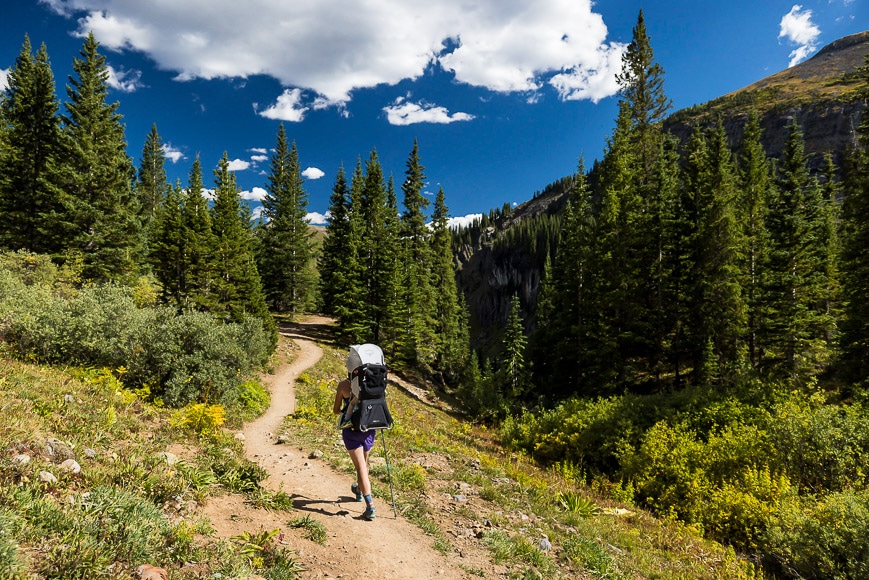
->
<box><xmin>351</xmin><ymin>483</ymin><xmax>363</xmax><ymax>502</ymax></box>
<box><xmin>362</xmin><ymin>505</ymin><xmax>376</xmax><ymax>520</ymax></box>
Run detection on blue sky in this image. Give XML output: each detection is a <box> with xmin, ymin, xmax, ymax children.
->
<box><xmin>1</xmin><ymin>1</ymin><xmax>866</xmax><ymax>226</ymax></box>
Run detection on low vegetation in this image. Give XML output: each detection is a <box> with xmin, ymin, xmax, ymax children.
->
<box><xmin>284</xmin><ymin>340</ymin><xmax>758</xmax><ymax>579</ymax></box>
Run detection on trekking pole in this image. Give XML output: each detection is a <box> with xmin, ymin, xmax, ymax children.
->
<box><xmin>380</xmin><ymin>429</ymin><xmax>398</xmax><ymax>517</ymax></box>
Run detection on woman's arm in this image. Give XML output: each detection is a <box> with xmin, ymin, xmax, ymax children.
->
<box><xmin>333</xmin><ymin>379</ymin><xmax>351</xmax><ymax>414</ymax></box>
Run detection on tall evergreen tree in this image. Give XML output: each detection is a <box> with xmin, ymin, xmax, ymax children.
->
<box><xmin>149</xmin><ymin>180</ymin><xmax>186</xmax><ymax>307</ymax></box>
<box><xmin>345</xmin><ymin>149</ymin><xmax>396</xmax><ymax>344</ymax></box>
<box><xmin>318</xmin><ymin>164</ymin><xmax>353</xmax><ymax>316</ymax></box>
<box><xmin>210</xmin><ymin>152</ymin><xmax>274</xmax><ymax>341</ymax></box>
<box><xmin>136</xmin><ymin>123</ymin><xmax>170</xmax><ymax>260</ymax></box>
<box><xmin>0</xmin><ymin>36</ymin><xmax>64</xmax><ymax>254</ymax></box>
<box><xmin>257</xmin><ymin>126</ymin><xmax>315</xmax><ymax>314</ymax></box>
<box><xmin>497</xmin><ymin>293</ymin><xmax>529</xmax><ymax>409</ymax></box>
<box><xmin>336</xmin><ymin>158</ymin><xmax>368</xmax><ymax>339</ymax></box>
<box><xmin>737</xmin><ymin>111</ymin><xmax>773</xmax><ymax>369</ymax></box>
<box><xmin>59</xmin><ymin>32</ymin><xmax>139</xmax><ymax>281</ymax></box>
<box><xmin>839</xmin><ymin>55</ymin><xmax>869</xmax><ymax>385</ymax></box>
<box><xmin>686</xmin><ymin>123</ymin><xmax>747</xmax><ymax>383</ymax></box>
<box><xmin>765</xmin><ymin>119</ymin><xmax>829</xmax><ymax>375</ymax></box>
<box><xmin>430</xmin><ymin>186</ymin><xmax>469</xmax><ymax>382</ymax></box>
<box><xmin>183</xmin><ymin>156</ymin><xmax>217</xmax><ymax>312</ymax></box>
<box><xmin>538</xmin><ymin>162</ymin><xmax>595</xmax><ymax>397</ymax></box>
<box><xmin>398</xmin><ymin>140</ymin><xmax>436</xmax><ymax>365</ymax></box>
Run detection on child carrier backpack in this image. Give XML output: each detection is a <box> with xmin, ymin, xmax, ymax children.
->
<box><xmin>340</xmin><ymin>344</ymin><xmax>393</xmax><ymax>431</ymax></box>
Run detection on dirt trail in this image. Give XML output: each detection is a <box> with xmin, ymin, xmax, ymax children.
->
<box><xmin>201</xmin><ymin>315</ymin><xmax>474</xmax><ymax>579</ymax></box>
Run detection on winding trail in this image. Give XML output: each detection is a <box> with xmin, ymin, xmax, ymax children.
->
<box><xmin>203</xmin><ymin>315</ymin><xmax>473</xmax><ymax>579</ymax></box>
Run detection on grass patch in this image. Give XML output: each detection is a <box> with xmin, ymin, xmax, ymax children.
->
<box><xmin>0</xmin><ymin>356</ymin><xmax>304</xmax><ymax>579</ymax></box>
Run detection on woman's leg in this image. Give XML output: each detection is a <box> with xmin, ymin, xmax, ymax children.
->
<box><xmin>347</xmin><ymin>445</ymin><xmax>371</xmax><ymax>496</ymax></box>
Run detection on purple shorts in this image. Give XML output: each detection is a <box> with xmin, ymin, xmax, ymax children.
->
<box><xmin>342</xmin><ymin>428</ymin><xmax>376</xmax><ymax>451</ymax></box>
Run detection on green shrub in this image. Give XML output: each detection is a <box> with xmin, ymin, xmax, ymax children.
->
<box><xmin>0</xmin><ymin>260</ymin><xmax>274</xmax><ymax>408</ymax></box>
<box><xmin>768</xmin><ymin>394</ymin><xmax>869</xmax><ymax>493</ymax></box>
<box><xmin>765</xmin><ymin>489</ymin><xmax>869</xmax><ymax>579</ymax></box>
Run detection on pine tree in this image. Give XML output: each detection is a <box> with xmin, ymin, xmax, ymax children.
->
<box><xmin>381</xmin><ymin>173</ymin><xmax>404</xmax><ymax>355</ymax></box>
<box><xmin>183</xmin><ymin>156</ymin><xmax>217</xmax><ymax>312</ymax></box>
<box><xmin>540</xmin><ymin>162</ymin><xmax>596</xmax><ymax>397</ymax></box>
<box><xmin>498</xmin><ymin>293</ymin><xmax>529</xmax><ymax>408</ymax></box>
<box><xmin>430</xmin><ymin>186</ymin><xmax>469</xmax><ymax>382</ymax></box>
<box><xmin>59</xmin><ymin>32</ymin><xmax>139</xmax><ymax>281</ymax></box>
<box><xmin>319</xmin><ymin>164</ymin><xmax>353</xmax><ymax>316</ymax></box>
<box><xmin>0</xmin><ymin>36</ymin><xmax>65</xmax><ymax>254</ymax></box>
<box><xmin>398</xmin><ymin>140</ymin><xmax>436</xmax><ymax>365</ymax></box>
<box><xmin>839</xmin><ymin>55</ymin><xmax>869</xmax><ymax>384</ymax></box>
<box><xmin>336</xmin><ymin>158</ymin><xmax>368</xmax><ymax>339</ymax></box>
<box><xmin>136</xmin><ymin>124</ymin><xmax>170</xmax><ymax>260</ymax></box>
<box><xmin>765</xmin><ymin>119</ymin><xmax>829</xmax><ymax>375</ymax></box>
<box><xmin>737</xmin><ymin>111</ymin><xmax>772</xmax><ymax>369</ymax></box>
<box><xmin>346</xmin><ymin>149</ymin><xmax>396</xmax><ymax>344</ymax></box>
<box><xmin>686</xmin><ymin>123</ymin><xmax>747</xmax><ymax>383</ymax></box>
<box><xmin>257</xmin><ymin>125</ymin><xmax>315</xmax><ymax>314</ymax></box>
<box><xmin>149</xmin><ymin>180</ymin><xmax>186</xmax><ymax>307</ymax></box>
<box><xmin>210</xmin><ymin>152</ymin><xmax>274</xmax><ymax>341</ymax></box>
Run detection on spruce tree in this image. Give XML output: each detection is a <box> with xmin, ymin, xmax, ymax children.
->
<box><xmin>398</xmin><ymin>140</ymin><xmax>436</xmax><ymax>365</ymax></box>
<box><xmin>766</xmin><ymin>119</ymin><xmax>828</xmax><ymax>375</ymax></box>
<box><xmin>840</xmin><ymin>55</ymin><xmax>869</xmax><ymax>384</ymax></box>
<box><xmin>319</xmin><ymin>164</ymin><xmax>353</xmax><ymax>316</ymax></box>
<box><xmin>149</xmin><ymin>180</ymin><xmax>186</xmax><ymax>307</ymax></box>
<box><xmin>336</xmin><ymin>158</ymin><xmax>368</xmax><ymax>340</ymax></box>
<box><xmin>183</xmin><ymin>156</ymin><xmax>217</xmax><ymax>312</ymax></box>
<box><xmin>541</xmin><ymin>162</ymin><xmax>596</xmax><ymax>397</ymax></box>
<box><xmin>737</xmin><ymin>111</ymin><xmax>772</xmax><ymax>369</ymax></box>
<box><xmin>348</xmin><ymin>150</ymin><xmax>395</xmax><ymax>344</ymax></box>
<box><xmin>686</xmin><ymin>123</ymin><xmax>747</xmax><ymax>383</ymax></box>
<box><xmin>59</xmin><ymin>32</ymin><xmax>139</xmax><ymax>281</ymax></box>
<box><xmin>498</xmin><ymin>293</ymin><xmax>529</xmax><ymax>408</ymax></box>
<box><xmin>430</xmin><ymin>186</ymin><xmax>469</xmax><ymax>382</ymax></box>
<box><xmin>0</xmin><ymin>36</ymin><xmax>64</xmax><ymax>254</ymax></box>
<box><xmin>210</xmin><ymin>152</ymin><xmax>274</xmax><ymax>341</ymax></box>
<box><xmin>136</xmin><ymin>124</ymin><xmax>170</xmax><ymax>260</ymax></box>
<box><xmin>257</xmin><ymin>125</ymin><xmax>315</xmax><ymax>314</ymax></box>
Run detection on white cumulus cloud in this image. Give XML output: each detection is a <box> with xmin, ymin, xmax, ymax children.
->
<box><xmin>306</xmin><ymin>211</ymin><xmax>330</xmax><ymax>225</ymax></box>
<box><xmin>256</xmin><ymin>88</ymin><xmax>308</xmax><ymax>121</ymax></box>
<box><xmin>446</xmin><ymin>214</ymin><xmax>483</xmax><ymax>230</ymax></box>
<box><xmin>302</xmin><ymin>167</ymin><xmax>325</xmax><ymax>179</ymax></box>
<box><xmin>779</xmin><ymin>5</ymin><xmax>821</xmax><ymax>67</ymax></box>
<box><xmin>240</xmin><ymin>186</ymin><xmax>267</xmax><ymax>201</ymax></box>
<box><xmin>383</xmin><ymin>98</ymin><xmax>474</xmax><ymax>125</ymax></box>
<box><xmin>161</xmin><ymin>143</ymin><xmax>185</xmax><ymax>163</ymax></box>
<box><xmin>43</xmin><ymin>0</ymin><xmax>626</xmax><ymax>113</ymax></box>
<box><xmin>0</xmin><ymin>68</ymin><xmax>9</xmax><ymax>91</ymax></box>
<box><xmin>227</xmin><ymin>158</ymin><xmax>250</xmax><ymax>171</ymax></box>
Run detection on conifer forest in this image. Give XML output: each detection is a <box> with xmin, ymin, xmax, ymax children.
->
<box><xmin>4</xmin><ymin>12</ymin><xmax>869</xmax><ymax>578</ymax></box>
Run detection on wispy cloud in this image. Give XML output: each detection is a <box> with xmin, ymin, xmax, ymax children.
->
<box><xmin>383</xmin><ymin>97</ymin><xmax>474</xmax><ymax>126</ymax></box>
<box><xmin>106</xmin><ymin>64</ymin><xmax>144</xmax><ymax>92</ymax></box>
<box><xmin>44</xmin><ymin>0</ymin><xmax>626</xmax><ymax>114</ymax></box>
<box><xmin>779</xmin><ymin>5</ymin><xmax>821</xmax><ymax>67</ymax></box>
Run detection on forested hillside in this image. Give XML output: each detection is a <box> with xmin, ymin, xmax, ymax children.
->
<box><xmin>4</xmin><ymin>10</ymin><xmax>869</xmax><ymax>580</ymax></box>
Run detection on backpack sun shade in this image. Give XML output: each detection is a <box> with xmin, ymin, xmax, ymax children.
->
<box><xmin>340</xmin><ymin>344</ymin><xmax>393</xmax><ymax>431</ymax></box>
